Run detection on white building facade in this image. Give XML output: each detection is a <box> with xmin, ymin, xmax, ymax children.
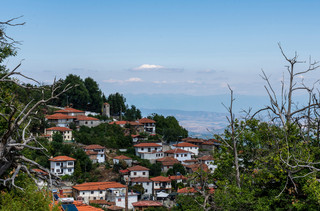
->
<box><xmin>49</xmin><ymin>156</ymin><xmax>76</xmax><ymax>176</ymax></box>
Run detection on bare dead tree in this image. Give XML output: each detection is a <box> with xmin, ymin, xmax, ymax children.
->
<box><xmin>252</xmin><ymin>43</ymin><xmax>320</xmax><ymax>197</ymax></box>
<box><xmin>0</xmin><ymin>18</ymin><xmax>73</xmax><ymax>190</ymax></box>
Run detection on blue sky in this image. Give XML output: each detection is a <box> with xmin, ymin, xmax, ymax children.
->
<box><xmin>2</xmin><ymin>1</ymin><xmax>320</xmax><ymax>111</ymax></box>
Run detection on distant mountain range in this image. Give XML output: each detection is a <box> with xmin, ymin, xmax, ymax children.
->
<box><xmin>140</xmin><ymin>108</ymin><xmax>228</xmax><ymax>138</ymax></box>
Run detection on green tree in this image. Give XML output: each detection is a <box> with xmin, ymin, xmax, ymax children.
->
<box><xmin>124</xmin><ymin>105</ymin><xmax>142</xmax><ymax>121</ymax></box>
<box><xmin>107</xmin><ymin>92</ymin><xmax>126</xmax><ymax>116</ymax></box>
<box><xmin>84</xmin><ymin>77</ymin><xmax>103</xmax><ymax>113</ymax></box>
<box><xmin>166</xmin><ymin>163</ymin><xmax>186</xmax><ymax>176</ymax></box>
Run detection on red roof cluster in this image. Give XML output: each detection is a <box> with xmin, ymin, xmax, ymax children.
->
<box><xmin>49</xmin><ymin>156</ymin><xmax>76</xmax><ymax>161</ymax></box>
<box><xmin>76</xmin><ymin>115</ymin><xmax>99</xmax><ymax>121</ymax></box>
<box><xmin>198</xmin><ymin>155</ymin><xmax>214</xmax><ymax>161</ymax></box>
<box><xmin>46</xmin><ymin>127</ymin><xmax>72</xmax><ymax>132</ymax></box>
<box><xmin>131</xmin><ymin>177</ymin><xmax>152</xmax><ymax>183</ymax></box>
<box><xmin>73</xmin><ymin>182</ymin><xmax>125</xmax><ymax>191</ymax></box>
<box><xmin>156</xmin><ymin>157</ymin><xmax>179</xmax><ymax>166</ymax></box>
<box><xmin>45</xmin><ymin>113</ymin><xmax>76</xmax><ymax>120</ymax></box>
<box><xmin>168</xmin><ymin>175</ymin><xmax>187</xmax><ymax>180</ymax></box>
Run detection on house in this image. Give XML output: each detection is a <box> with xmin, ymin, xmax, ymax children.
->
<box><xmin>156</xmin><ymin>157</ymin><xmax>179</xmax><ymax>172</ymax></box>
<box><xmin>138</xmin><ymin>118</ymin><xmax>156</xmax><ymax>134</ymax></box>
<box><xmin>131</xmin><ymin>177</ymin><xmax>153</xmax><ymax>196</ymax></box>
<box><xmin>181</xmin><ymin>137</ymin><xmax>204</xmax><ymax>147</ymax></box>
<box><xmin>75</xmin><ymin>115</ymin><xmax>100</xmax><ymax>128</ymax></box>
<box><xmin>181</xmin><ymin>159</ymin><xmax>198</xmax><ymax>165</ymax></box>
<box><xmin>115</xmin><ymin>191</ymin><xmax>139</xmax><ymax>209</ymax></box>
<box><xmin>45</xmin><ymin>127</ymin><xmax>73</xmax><ymax>141</ymax></box>
<box><xmin>150</xmin><ymin>176</ymin><xmax>172</xmax><ymax>195</ymax></box>
<box><xmin>184</xmin><ymin>163</ymin><xmax>208</xmax><ymax>174</ymax></box>
<box><xmin>134</xmin><ymin>143</ymin><xmax>163</xmax><ymax>163</ymax></box>
<box><xmin>84</xmin><ymin>144</ymin><xmax>106</xmax><ymax>163</ymax></box>
<box><xmin>131</xmin><ymin>134</ymin><xmax>147</xmax><ymax>143</ymax></box>
<box><xmin>45</xmin><ymin>113</ymin><xmax>76</xmax><ymax>127</ymax></box>
<box><xmin>49</xmin><ymin>156</ymin><xmax>76</xmax><ymax>176</ymax></box>
<box><xmin>164</xmin><ymin>148</ymin><xmax>193</xmax><ymax>162</ymax></box>
<box><xmin>198</xmin><ymin>155</ymin><xmax>217</xmax><ymax>173</ymax></box>
<box><xmin>132</xmin><ymin>200</ymin><xmax>163</xmax><ymax>211</ymax></box>
<box><xmin>113</xmin><ymin>155</ymin><xmax>132</xmax><ymax>167</ymax></box>
<box><xmin>172</xmin><ymin>142</ymin><xmax>199</xmax><ymax>156</ymax></box>
<box><xmin>201</xmin><ymin>139</ymin><xmax>221</xmax><ymax>152</ymax></box>
<box><xmin>119</xmin><ymin>169</ymin><xmax>130</xmax><ymax>181</ymax></box>
<box><xmin>54</xmin><ymin>107</ymin><xmax>86</xmax><ymax>116</ymax></box>
<box><xmin>168</xmin><ymin>175</ymin><xmax>187</xmax><ymax>184</ymax></box>
<box><xmin>127</xmin><ymin>165</ymin><xmax>150</xmax><ymax>178</ymax></box>
<box><xmin>72</xmin><ymin>182</ymin><xmax>126</xmax><ymax>204</ymax></box>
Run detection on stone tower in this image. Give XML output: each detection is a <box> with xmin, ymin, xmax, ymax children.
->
<box><xmin>102</xmin><ymin>102</ymin><xmax>110</xmax><ymax>118</ymax></box>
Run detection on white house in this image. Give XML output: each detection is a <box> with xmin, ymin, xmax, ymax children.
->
<box><xmin>172</xmin><ymin>142</ymin><xmax>199</xmax><ymax>156</ymax></box>
<box><xmin>45</xmin><ymin>113</ymin><xmax>76</xmax><ymax>127</ymax></box>
<box><xmin>164</xmin><ymin>148</ymin><xmax>193</xmax><ymax>162</ymax></box>
<box><xmin>49</xmin><ymin>156</ymin><xmax>76</xmax><ymax>176</ymax></box>
<box><xmin>83</xmin><ymin>144</ymin><xmax>106</xmax><ymax>163</ymax></box>
<box><xmin>138</xmin><ymin>118</ymin><xmax>156</xmax><ymax>134</ymax></box>
<box><xmin>127</xmin><ymin>165</ymin><xmax>150</xmax><ymax>178</ymax></box>
<box><xmin>131</xmin><ymin>177</ymin><xmax>153</xmax><ymax>196</ymax></box>
<box><xmin>150</xmin><ymin>176</ymin><xmax>172</xmax><ymax>195</ymax></box>
<box><xmin>115</xmin><ymin>191</ymin><xmax>139</xmax><ymax>209</ymax></box>
<box><xmin>113</xmin><ymin>155</ymin><xmax>133</xmax><ymax>167</ymax></box>
<box><xmin>134</xmin><ymin>143</ymin><xmax>163</xmax><ymax>163</ymax></box>
<box><xmin>198</xmin><ymin>155</ymin><xmax>217</xmax><ymax>173</ymax></box>
<box><xmin>156</xmin><ymin>157</ymin><xmax>180</xmax><ymax>172</ymax></box>
<box><xmin>72</xmin><ymin>182</ymin><xmax>126</xmax><ymax>204</ymax></box>
<box><xmin>75</xmin><ymin>115</ymin><xmax>100</xmax><ymax>128</ymax></box>
<box><xmin>45</xmin><ymin>127</ymin><xmax>73</xmax><ymax>142</ymax></box>
<box><xmin>54</xmin><ymin>107</ymin><xmax>86</xmax><ymax>116</ymax></box>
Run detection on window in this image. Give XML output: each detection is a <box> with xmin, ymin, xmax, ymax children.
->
<box><xmin>184</xmin><ymin>154</ymin><xmax>187</xmax><ymax>157</ymax></box>
<box><xmin>91</xmin><ymin>121</ymin><xmax>93</xmax><ymax>124</ymax></box>
<box><xmin>143</xmin><ymin>172</ymin><xmax>146</xmax><ymax>175</ymax></box>
<box><xmin>82</xmin><ymin>192</ymin><xmax>85</xmax><ymax>195</ymax></box>
<box><xmin>156</xmin><ymin>183</ymin><xmax>158</xmax><ymax>186</ymax></box>
<box><xmin>68</xmin><ymin>169</ymin><xmax>72</xmax><ymax>172</ymax></box>
<box><xmin>56</xmin><ymin>162</ymin><xmax>60</xmax><ymax>166</ymax></box>
<box><xmin>101</xmin><ymin>154</ymin><xmax>103</xmax><ymax>157</ymax></box>
<box><xmin>176</xmin><ymin>154</ymin><xmax>179</xmax><ymax>157</ymax></box>
<box><xmin>134</xmin><ymin>172</ymin><xmax>137</xmax><ymax>175</ymax></box>
<box><xmin>141</xmin><ymin>148</ymin><xmax>144</xmax><ymax>151</ymax></box>
<box><xmin>147</xmin><ymin>182</ymin><xmax>149</xmax><ymax>185</ymax></box>
<box><xmin>145</xmin><ymin>189</ymin><xmax>148</xmax><ymax>193</ymax></box>
<box><xmin>91</xmin><ymin>191</ymin><xmax>94</xmax><ymax>194</ymax></box>
<box><xmin>100</xmin><ymin>191</ymin><xmax>103</xmax><ymax>194</ymax></box>
<box><xmin>118</xmin><ymin>198</ymin><xmax>122</xmax><ymax>202</ymax></box>
<box><xmin>100</xmin><ymin>197</ymin><xmax>103</xmax><ymax>200</ymax></box>
<box><xmin>93</xmin><ymin>197</ymin><xmax>96</xmax><ymax>200</ymax></box>
<box><xmin>56</xmin><ymin>169</ymin><xmax>60</xmax><ymax>173</ymax></box>
<box><xmin>85</xmin><ymin>121</ymin><xmax>88</xmax><ymax>124</ymax></box>
<box><xmin>68</xmin><ymin>162</ymin><xmax>73</xmax><ymax>166</ymax></box>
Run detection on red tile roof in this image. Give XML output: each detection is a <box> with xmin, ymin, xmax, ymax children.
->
<box><xmin>86</xmin><ymin>151</ymin><xmax>98</xmax><ymax>155</ymax></box>
<box><xmin>84</xmin><ymin>144</ymin><xmax>105</xmax><ymax>150</ymax></box>
<box><xmin>132</xmin><ymin>201</ymin><xmax>163</xmax><ymax>207</ymax></box>
<box><xmin>45</xmin><ymin>113</ymin><xmax>76</xmax><ymax>120</ymax></box>
<box><xmin>150</xmin><ymin>176</ymin><xmax>171</xmax><ymax>182</ymax></box>
<box><xmin>107</xmin><ymin>205</ymin><xmax>124</xmax><ymax>210</ymax></box>
<box><xmin>185</xmin><ymin>164</ymin><xmax>209</xmax><ymax>172</ymax></box>
<box><xmin>183</xmin><ymin>159</ymin><xmax>198</xmax><ymax>163</ymax></box>
<box><xmin>49</xmin><ymin>156</ymin><xmax>76</xmax><ymax>161</ymax></box>
<box><xmin>173</xmin><ymin>142</ymin><xmax>198</xmax><ymax>147</ymax></box>
<box><xmin>168</xmin><ymin>175</ymin><xmax>187</xmax><ymax>180</ymax></box>
<box><xmin>73</xmin><ymin>182</ymin><xmax>125</xmax><ymax>191</ymax></box>
<box><xmin>182</xmin><ymin>137</ymin><xmax>204</xmax><ymax>143</ymax></box>
<box><xmin>46</xmin><ymin>127</ymin><xmax>72</xmax><ymax>131</ymax></box>
<box><xmin>73</xmin><ymin>200</ymin><xmax>104</xmax><ymax>211</ymax></box>
<box><xmin>127</xmin><ymin>165</ymin><xmax>150</xmax><ymax>171</ymax></box>
<box><xmin>55</xmin><ymin>107</ymin><xmax>84</xmax><ymax>113</ymax></box>
<box><xmin>32</xmin><ymin>168</ymin><xmax>48</xmax><ymax>176</ymax></box>
<box><xmin>156</xmin><ymin>157</ymin><xmax>178</xmax><ymax>162</ymax></box>
<box><xmin>138</xmin><ymin>118</ymin><xmax>156</xmax><ymax>124</ymax></box>
<box><xmin>89</xmin><ymin>200</ymin><xmax>109</xmax><ymax>205</ymax></box>
<box><xmin>164</xmin><ymin>148</ymin><xmax>192</xmax><ymax>154</ymax></box>
<box><xmin>119</xmin><ymin>169</ymin><xmax>129</xmax><ymax>174</ymax></box>
<box><xmin>198</xmin><ymin>155</ymin><xmax>214</xmax><ymax>161</ymax></box>
<box><xmin>131</xmin><ymin>177</ymin><xmax>152</xmax><ymax>183</ymax></box>
<box><xmin>114</xmin><ymin>155</ymin><xmax>132</xmax><ymax>160</ymax></box>
<box><xmin>76</xmin><ymin>115</ymin><xmax>99</xmax><ymax>121</ymax></box>
<box><xmin>134</xmin><ymin>143</ymin><xmax>162</xmax><ymax>147</ymax></box>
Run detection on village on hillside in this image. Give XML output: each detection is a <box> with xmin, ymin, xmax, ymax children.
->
<box><xmin>35</xmin><ymin>103</ymin><xmax>220</xmax><ymax>210</ymax></box>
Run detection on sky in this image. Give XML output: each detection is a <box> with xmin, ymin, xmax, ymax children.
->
<box><xmin>2</xmin><ymin>0</ymin><xmax>320</xmax><ymax>112</ymax></box>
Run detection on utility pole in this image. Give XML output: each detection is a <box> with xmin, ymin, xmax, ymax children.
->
<box><xmin>125</xmin><ymin>178</ymin><xmax>129</xmax><ymax>211</ymax></box>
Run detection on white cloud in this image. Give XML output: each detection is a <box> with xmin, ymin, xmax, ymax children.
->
<box><xmin>133</xmin><ymin>64</ymin><xmax>164</xmax><ymax>71</ymax></box>
<box><xmin>103</xmin><ymin>79</ymin><xmax>122</xmax><ymax>83</ymax></box>
<box><xmin>126</xmin><ymin>77</ymin><xmax>143</xmax><ymax>82</ymax></box>
<box><xmin>197</xmin><ymin>69</ymin><xmax>216</xmax><ymax>74</ymax></box>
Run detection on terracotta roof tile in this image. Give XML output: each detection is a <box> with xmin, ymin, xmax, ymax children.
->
<box><xmin>84</xmin><ymin>144</ymin><xmax>105</xmax><ymax>150</ymax></box>
<box><xmin>73</xmin><ymin>201</ymin><xmax>104</xmax><ymax>211</ymax></box>
<box><xmin>49</xmin><ymin>156</ymin><xmax>76</xmax><ymax>161</ymax></box>
<box><xmin>86</xmin><ymin>151</ymin><xmax>98</xmax><ymax>155</ymax></box>
<box><xmin>150</xmin><ymin>176</ymin><xmax>171</xmax><ymax>182</ymax></box>
<box><xmin>55</xmin><ymin>107</ymin><xmax>84</xmax><ymax>113</ymax></box>
<box><xmin>164</xmin><ymin>148</ymin><xmax>192</xmax><ymax>154</ymax></box>
<box><xmin>46</xmin><ymin>127</ymin><xmax>72</xmax><ymax>132</ymax></box>
<box><xmin>198</xmin><ymin>155</ymin><xmax>214</xmax><ymax>161</ymax></box>
<box><xmin>45</xmin><ymin>113</ymin><xmax>76</xmax><ymax>120</ymax></box>
<box><xmin>138</xmin><ymin>118</ymin><xmax>156</xmax><ymax>124</ymax></box>
<box><xmin>168</xmin><ymin>175</ymin><xmax>187</xmax><ymax>180</ymax></box>
<box><xmin>131</xmin><ymin>177</ymin><xmax>152</xmax><ymax>183</ymax></box>
<box><xmin>107</xmin><ymin>205</ymin><xmax>124</xmax><ymax>210</ymax></box>
<box><xmin>89</xmin><ymin>200</ymin><xmax>109</xmax><ymax>205</ymax></box>
<box><xmin>134</xmin><ymin>143</ymin><xmax>162</xmax><ymax>147</ymax></box>
<box><xmin>127</xmin><ymin>165</ymin><xmax>150</xmax><ymax>171</ymax></box>
<box><xmin>114</xmin><ymin>155</ymin><xmax>132</xmax><ymax>160</ymax></box>
<box><xmin>76</xmin><ymin>115</ymin><xmax>99</xmax><ymax>121</ymax></box>
<box><xmin>173</xmin><ymin>142</ymin><xmax>198</xmax><ymax>147</ymax></box>
<box><xmin>73</xmin><ymin>182</ymin><xmax>125</xmax><ymax>191</ymax></box>
<box><xmin>132</xmin><ymin>201</ymin><xmax>163</xmax><ymax>207</ymax></box>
